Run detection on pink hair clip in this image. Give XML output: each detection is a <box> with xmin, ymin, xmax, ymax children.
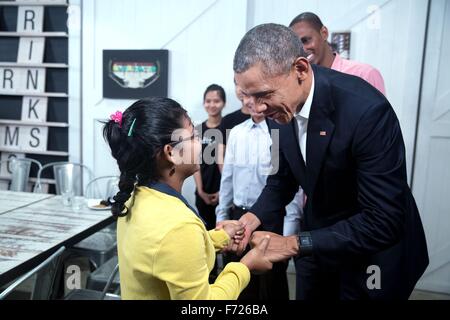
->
<box><xmin>110</xmin><ymin>111</ymin><xmax>123</xmax><ymax>128</ymax></box>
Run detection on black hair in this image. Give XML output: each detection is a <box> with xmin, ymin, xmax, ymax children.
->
<box><xmin>233</xmin><ymin>23</ymin><xmax>304</xmax><ymax>75</ymax></box>
<box><xmin>203</xmin><ymin>84</ymin><xmax>226</xmax><ymax>104</ymax></box>
<box><xmin>289</xmin><ymin>12</ymin><xmax>324</xmax><ymax>32</ymax></box>
<box><xmin>103</xmin><ymin>97</ymin><xmax>188</xmax><ymax>218</ymax></box>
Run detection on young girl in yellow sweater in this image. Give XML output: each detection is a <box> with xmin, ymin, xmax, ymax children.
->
<box><xmin>103</xmin><ymin>97</ymin><xmax>272</xmax><ymax>299</ymax></box>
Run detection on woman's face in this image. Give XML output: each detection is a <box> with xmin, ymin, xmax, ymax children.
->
<box><xmin>169</xmin><ymin>117</ymin><xmax>202</xmax><ymax>178</ymax></box>
<box><xmin>203</xmin><ymin>90</ymin><xmax>225</xmax><ymax>117</ymax></box>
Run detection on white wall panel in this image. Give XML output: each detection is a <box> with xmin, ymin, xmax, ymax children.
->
<box><xmin>81</xmin><ymin>0</ymin><xmax>247</xmax><ymax>206</ymax></box>
<box><xmin>80</xmin><ymin>0</ymin><xmax>428</xmax><ymax>205</ymax></box>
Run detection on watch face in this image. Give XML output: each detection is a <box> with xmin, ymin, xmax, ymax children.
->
<box><xmin>301</xmin><ymin>237</ymin><xmax>312</xmax><ymax>246</ymax></box>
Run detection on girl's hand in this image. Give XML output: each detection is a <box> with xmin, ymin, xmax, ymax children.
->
<box><xmin>216</xmin><ymin>220</ymin><xmax>245</xmax><ymax>245</ymax></box>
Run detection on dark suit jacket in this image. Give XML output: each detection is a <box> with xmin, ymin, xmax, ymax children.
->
<box><xmin>251</xmin><ymin>65</ymin><xmax>429</xmax><ymax>299</ymax></box>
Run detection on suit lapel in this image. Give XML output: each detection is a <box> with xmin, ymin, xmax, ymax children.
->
<box><xmin>306</xmin><ymin>65</ymin><xmax>335</xmax><ymax>195</ymax></box>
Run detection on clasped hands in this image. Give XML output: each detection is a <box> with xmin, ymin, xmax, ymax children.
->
<box><xmin>216</xmin><ymin>212</ymin><xmax>299</xmax><ymax>265</ymax></box>
<box><xmin>198</xmin><ymin>190</ymin><xmax>219</xmax><ymax>206</ymax></box>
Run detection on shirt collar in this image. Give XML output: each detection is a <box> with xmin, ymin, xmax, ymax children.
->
<box><xmin>296</xmin><ymin>71</ymin><xmax>315</xmax><ymax>120</ymax></box>
<box><xmin>147</xmin><ymin>181</ymin><xmax>206</xmax><ymax>225</ymax></box>
<box><xmin>244</xmin><ymin>118</ymin><xmax>269</xmax><ymax>133</ymax></box>
<box><xmin>253</xmin><ymin>118</ymin><xmax>269</xmax><ymax>133</ymax></box>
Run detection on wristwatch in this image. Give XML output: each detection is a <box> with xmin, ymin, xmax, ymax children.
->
<box><xmin>297</xmin><ymin>231</ymin><xmax>313</xmax><ymax>257</ymax></box>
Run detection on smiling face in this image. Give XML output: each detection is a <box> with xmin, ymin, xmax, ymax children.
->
<box><xmin>234</xmin><ymin>58</ymin><xmax>312</xmax><ymax>124</ymax></box>
<box><xmin>291</xmin><ymin>21</ymin><xmax>329</xmax><ymax>66</ymax></box>
<box><xmin>203</xmin><ymin>90</ymin><xmax>225</xmax><ymax>117</ymax></box>
<box><xmin>235</xmin><ymin>83</ymin><xmax>252</xmax><ymax>115</ymax></box>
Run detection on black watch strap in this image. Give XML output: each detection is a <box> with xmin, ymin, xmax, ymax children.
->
<box><xmin>297</xmin><ymin>231</ymin><xmax>313</xmax><ymax>257</ymax></box>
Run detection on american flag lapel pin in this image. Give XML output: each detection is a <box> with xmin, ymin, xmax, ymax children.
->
<box><xmin>320</xmin><ymin>131</ymin><xmax>327</xmax><ymax>136</ymax></box>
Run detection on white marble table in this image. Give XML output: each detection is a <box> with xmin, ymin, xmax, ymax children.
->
<box><xmin>0</xmin><ymin>190</ymin><xmax>54</xmax><ymax>215</ymax></box>
<box><xmin>0</xmin><ymin>194</ymin><xmax>114</xmax><ymax>287</ymax></box>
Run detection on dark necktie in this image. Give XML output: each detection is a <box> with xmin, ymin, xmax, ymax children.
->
<box><xmin>292</xmin><ymin>119</ymin><xmax>309</xmax><ymax>195</ymax></box>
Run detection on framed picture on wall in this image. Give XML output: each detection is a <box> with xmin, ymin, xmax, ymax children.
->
<box><xmin>331</xmin><ymin>32</ymin><xmax>351</xmax><ymax>60</ymax></box>
<box><xmin>103</xmin><ymin>50</ymin><xmax>169</xmax><ymax>99</ymax></box>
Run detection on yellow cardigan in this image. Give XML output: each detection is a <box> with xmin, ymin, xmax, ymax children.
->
<box><xmin>117</xmin><ymin>185</ymin><xmax>250</xmax><ymax>300</ymax></box>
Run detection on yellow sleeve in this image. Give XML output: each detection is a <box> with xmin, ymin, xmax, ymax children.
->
<box><xmin>154</xmin><ymin>222</ymin><xmax>250</xmax><ymax>300</ymax></box>
<box><xmin>208</xmin><ymin>229</ymin><xmax>230</xmax><ymax>252</ymax></box>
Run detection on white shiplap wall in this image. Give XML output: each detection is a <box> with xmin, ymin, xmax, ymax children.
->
<box><xmin>81</xmin><ymin>0</ymin><xmax>247</xmax><ymax>205</ymax></box>
<box><xmin>80</xmin><ymin>0</ymin><xmax>427</xmax><ymax>206</ymax></box>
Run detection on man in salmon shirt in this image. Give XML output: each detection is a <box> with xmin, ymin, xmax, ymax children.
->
<box><xmin>290</xmin><ymin>12</ymin><xmax>386</xmax><ymax>96</ymax></box>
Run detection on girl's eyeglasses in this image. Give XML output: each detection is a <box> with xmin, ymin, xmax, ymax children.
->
<box><xmin>168</xmin><ymin>130</ymin><xmax>200</xmax><ymax>146</ymax></box>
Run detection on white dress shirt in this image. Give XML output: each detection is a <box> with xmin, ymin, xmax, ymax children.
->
<box><xmin>294</xmin><ymin>72</ymin><xmax>315</xmax><ymax>163</ymax></box>
<box><xmin>216</xmin><ymin>118</ymin><xmax>303</xmax><ymax>236</ymax></box>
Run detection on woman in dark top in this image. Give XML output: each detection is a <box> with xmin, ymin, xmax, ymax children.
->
<box><xmin>194</xmin><ymin>84</ymin><xmax>226</xmax><ymax>231</ymax></box>
<box><xmin>218</xmin><ymin>86</ymin><xmax>251</xmax><ymax>146</ymax></box>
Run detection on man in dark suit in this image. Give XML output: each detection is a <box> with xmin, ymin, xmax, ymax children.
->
<box><xmin>232</xmin><ymin>23</ymin><xmax>428</xmax><ymax>299</ymax></box>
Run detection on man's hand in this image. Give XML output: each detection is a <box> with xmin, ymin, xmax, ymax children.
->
<box><xmin>250</xmin><ymin>231</ymin><xmax>299</xmax><ymax>262</ymax></box>
<box><xmin>235</xmin><ymin>212</ymin><xmax>261</xmax><ymax>256</ymax></box>
<box><xmin>240</xmin><ymin>235</ymin><xmax>273</xmax><ymax>274</ymax></box>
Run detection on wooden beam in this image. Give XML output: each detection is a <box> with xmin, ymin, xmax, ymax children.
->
<box><xmin>0</xmin><ymin>62</ymin><xmax>68</xmax><ymax>69</ymax></box>
<box><xmin>0</xmin><ymin>32</ymin><xmax>68</xmax><ymax>38</ymax></box>
<box><xmin>0</xmin><ymin>92</ymin><xmax>68</xmax><ymax>98</ymax></box>
<box><xmin>0</xmin><ymin>148</ymin><xmax>68</xmax><ymax>157</ymax></box>
<box><xmin>0</xmin><ymin>1</ymin><xmax>67</xmax><ymax>6</ymax></box>
<box><xmin>0</xmin><ymin>120</ymin><xmax>69</xmax><ymax>127</ymax></box>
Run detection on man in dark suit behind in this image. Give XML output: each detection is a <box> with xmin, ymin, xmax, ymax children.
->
<box><xmin>232</xmin><ymin>23</ymin><xmax>428</xmax><ymax>299</ymax></box>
